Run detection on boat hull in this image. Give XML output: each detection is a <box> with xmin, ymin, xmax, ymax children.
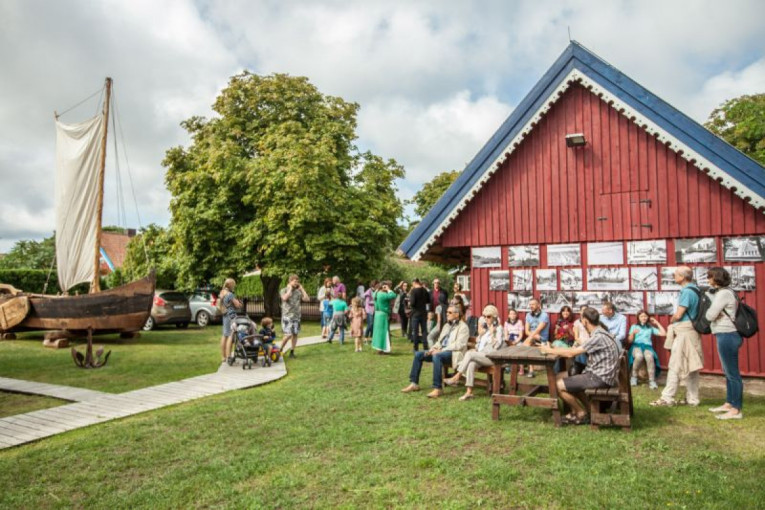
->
<box><xmin>4</xmin><ymin>273</ymin><xmax>155</xmax><ymax>335</ymax></box>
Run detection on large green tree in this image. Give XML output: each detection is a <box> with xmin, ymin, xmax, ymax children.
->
<box><xmin>408</xmin><ymin>170</ymin><xmax>459</xmax><ymax>221</ymax></box>
<box><xmin>705</xmin><ymin>93</ymin><xmax>765</xmax><ymax>165</ymax></box>
<box><xmin>163</xmin><ymin>72</ymin><xmax>404</xmax><ymax>314</ymax></box>
<box><xmin>0</xmin><ymin>236</ymin><xmax>55</xmax><ymax>270</ymax></box>
<box><xmin>121</xmin><ymin>224</ymin><xmax>178</xmax><ymax>290</ymax></box>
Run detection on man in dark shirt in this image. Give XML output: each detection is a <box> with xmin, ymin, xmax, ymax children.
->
<box><xmin>408</xmin><ymin>278</ymin><xmax>429</xmax><ymax>351</ymax></box>
<box><xmin>431</xmin><ymin>278</ymin><xmax>449</xmax><ymax>326</ymax></box>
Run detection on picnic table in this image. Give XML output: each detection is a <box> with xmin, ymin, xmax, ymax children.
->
<box><xmin>486</xmin><ymin>345</ymin><xmax>563</xmax><ymax>427</ymax></box>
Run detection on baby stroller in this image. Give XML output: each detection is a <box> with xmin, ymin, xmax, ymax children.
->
<box><xmin>227</xmin><ymin>315</ymin><xmax>271</xmax><ymax>369</ymax></box>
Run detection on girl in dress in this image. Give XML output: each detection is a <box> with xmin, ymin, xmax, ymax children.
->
<box><xmin>349</xmin><ymin>297</ymin><xmax>367</xmax><ymax>352</ymax></box>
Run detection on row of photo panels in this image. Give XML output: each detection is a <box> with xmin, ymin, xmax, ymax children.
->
<box><xmin>472</xmin><ymin>236</ymin><xmax>765</xmax><ymax>268</ymax></box>
<box><xmin>487</xmin><ymin>266</ymin><xmax>756</xmax><ymax>293</ymax></box>
<box><xmin>506</xmin><ymin>290</ymin><xmax>681</xmax><ymax>315</ymax></box>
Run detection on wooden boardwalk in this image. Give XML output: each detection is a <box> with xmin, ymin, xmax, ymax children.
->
<box><xmin>0</xmin><ymin>335</ymin><xmax>330</xmax><ymax>449</ymax></box>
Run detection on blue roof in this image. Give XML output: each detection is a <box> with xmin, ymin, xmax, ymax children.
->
<box><xmin>399</xmin><ymin>41</ymin><xmax>765</xmax><ymax>260</ymax></box>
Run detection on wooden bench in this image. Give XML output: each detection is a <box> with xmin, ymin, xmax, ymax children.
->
<box><xmin>585</xmin><ymin>352</ymin><xmax>633</xmax><ymax>431</ymax></box>
<box><xmin>442</xmin><ymin>337</ymin><xmax>503</xmax><ymax>393</ymax></box>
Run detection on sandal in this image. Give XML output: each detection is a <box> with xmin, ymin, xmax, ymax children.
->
<box><xmin>562</xmin><ymin>413</ymin><xmax>589</xmax><ymax>425</ymax></box>
<box><xmin>444</xmin><ymin>377</ymin><xmax>460</xmax><ymax>387</ymax></box>
<box><xmin>458</xmin><ymin>393</ymin><xmax>474</xmax><ymax>401</ymax></box>
<box><xmin>649</xmin><ymin>398</ymin><xmax>675</xmax><ymax>407</ymax></box>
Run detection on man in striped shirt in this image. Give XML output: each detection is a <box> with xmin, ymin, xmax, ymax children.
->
<box><xmin>540</xmin><ymin>307</ymin><xmax>621</xmax><ymax>425</ymax></box>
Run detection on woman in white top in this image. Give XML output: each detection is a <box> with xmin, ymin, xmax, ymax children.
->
<box><xmin>705</xmin><ymin>267</ymin><xmax>744</xmax><ymax>420</ymax></box>
<box><xmin>444</xmin><ymin>305</ymin><xmax>504</xmax><ymax>400</ymax></box>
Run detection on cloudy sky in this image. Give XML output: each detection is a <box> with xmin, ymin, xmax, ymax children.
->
<box><xmin>0</xmin><ymin>0</ymin><xmax>763</xmax><ymax>252</ymax></box>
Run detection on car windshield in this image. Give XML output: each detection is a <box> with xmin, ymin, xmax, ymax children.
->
<box><xmin>161</xmin><ymin>292</ymin><xmax>187</xmax><ymax>302</ymax></box>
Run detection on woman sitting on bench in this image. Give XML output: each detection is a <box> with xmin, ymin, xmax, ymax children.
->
<box><xmin>444</xmin><ymin>305</ymin><xmax>504</xmax><ymax>401</ymax></box>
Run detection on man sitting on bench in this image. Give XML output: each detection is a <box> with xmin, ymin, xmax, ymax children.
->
<box><xmin>539</xmin><ymin>307</ymin><xmax>621</xmax><ymax>425</ymax></box>
<box><xmin>401</xmin><ymin>305</ymin><xmax>469</xmax><ymax>399</ymax></box>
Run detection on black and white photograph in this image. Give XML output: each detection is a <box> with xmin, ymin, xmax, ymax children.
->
<box><xmin>547</xmin><ymin>243</ymin><xmax>581</xmax><ymax>266</ymax></box>
<box><xmin>648</xmin><ymin>292</ymin><xmax>679</xmax><ymax>315</ymax></box>
<box><xmin>586</xmin><ymin>267</ymin><xmax>629</xmax><ymax>290</ymax></box>
<box><xmin>631</xmin><ymin>267</ymin><xmax>658</xmax><ymax>290</ymax></box>
<box><xmin>609</xmin><ymin>292</ymin><xmax>645</xmax><ymax>314</ymax></box>
<box><xmin>726</xmin><ymin>265</ymin><xmax>756</xmax><ymax>291</ymax></box>
<box><xmin>574</xmin><ymin>292</ymin><xmax>611</xmax><ymax>308</ymax></box>
<box><xmin>489</xmin><ymin>270</ymin><xmax>510</xmax><ymax>291</ymax></box>
<box><xmin>472</xmin><ymin>246</ymin><xmax>502</xmax><ymax>268</ymax></box>
<box><xmin>540</xmin><ymin>291</ymin><xmax>575</xmax><ymax>313</ymax></box>
<box><xmin>507</xmin><ymin>291</ymin><xmax>533</xmax><ymax>312</ymax></box>
<box><xmin>535</xmin><ymin>269</ymin><xmax>558</xmax><ymax>290</ymax></box>
<box><xmin>508</xmin><ymin>245</ymin><xmax>540</xmax><ymax>267</ymax></box>
<box><xmin>627</xmin><ymin>240</ymin><xmax>667</xmax><ymax>264</ymax></box>
<box><xmin>512</xmin><ymin>269</ymin><xmax>533</xmax><ymax>291</ymax></box>
<box><xmin>587</xmin><ymin>242</ymin><xmax>624</xmax><ymax>265</ymax></box>
<box><xmin>694</xmin><ymin>266</ymin><xmax>712</xmax><ymax>291</ymax></box>
<box><xmin>675</xmin><ymin>237</ymin><xmax>717</xmax><ymax>263</ymax></box>
<box><xmin>660</xmin><ymin>267</ymin><xmax>682</xmax><ymax>290</ymax></box>
<box><xmin>723</xmin><ymin>237</ymin><xmax>764</xmax><ymax>262</ymax></box>
<box><xmin>560</xmin><ymin>268</ymin><xmax>583</xmax><ymax>290</ymax></box>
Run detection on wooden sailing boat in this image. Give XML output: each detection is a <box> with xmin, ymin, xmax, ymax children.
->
<box><xmin>0</xmin><ymin>78</ymin><xmax>155</xmax><ymax>338</ymax></box>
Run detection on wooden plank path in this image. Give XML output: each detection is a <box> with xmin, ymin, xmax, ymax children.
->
<box><xmin>0</xmin><ymin>335</ymin><xmax>328</xmax><ymax>449</ymax></box>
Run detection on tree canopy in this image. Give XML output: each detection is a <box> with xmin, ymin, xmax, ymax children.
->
<box><xmin>0</xmin><ymin>236</ymin><xmax>55</xmax><ymax>270</ymax></box>
<box><xmin>162</xmin><ymin>72</ymin><xmax>405</xmax><ymax>291</ymax></box>
<box><xmin>705</xmin><ymin>93</ymin><xmax>765</xmax><ymax>166</ymax></box>
<box><xmin>408</xmin><ymin>170</ymin><xmax>459</xmax><ymax>221</ymax></box>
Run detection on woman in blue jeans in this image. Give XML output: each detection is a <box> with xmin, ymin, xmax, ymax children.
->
<box><xmin>705</xmin><ymin>267</ymin><xmax>744</xmax><ymax>420</ymax></box>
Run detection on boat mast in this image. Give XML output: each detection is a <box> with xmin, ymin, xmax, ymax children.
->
<box><xmin>91</xmin><ymin>77</ymin><xmax>111</xmax><ymax>294</ymax></box>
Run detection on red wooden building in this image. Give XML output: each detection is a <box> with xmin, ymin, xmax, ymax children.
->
<box><xmin>400</xmin><ymin>42</ymin><xmax>765</xmax><ymax>377</ymax></box>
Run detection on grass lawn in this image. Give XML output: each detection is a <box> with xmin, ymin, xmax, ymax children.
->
<box><xmin>0</xmin><ymin>329</ymin><xmax>763</xmax><ymax>508</ymax></box>
<box><xmin>0</xmin><ymin>322</ymin><xmax>322</xmax><ymax>393</ymax></box>
<box><xmin>0</xmin><ymin>391</ymin><xmax>65</xmax><ymax>418</ymax></box>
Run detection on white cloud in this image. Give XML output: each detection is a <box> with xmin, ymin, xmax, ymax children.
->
<box><xmin>0</xmin><ymin>0</ymin><xmax>763</xmax><ymax>253</ymax></box>
<box><xmin>358</xmin><ymin>91</ymin><xmax>513</xmax><ymax>197</ymax></box>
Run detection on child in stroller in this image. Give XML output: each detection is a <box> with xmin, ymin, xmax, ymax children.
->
<box><xmin>229</xmin><ymin>314</ymin><xmax>270</xmax><ymax>369</ymax></box>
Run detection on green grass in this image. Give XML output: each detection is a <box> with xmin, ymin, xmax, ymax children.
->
<box><xmin>0</xmin><ymin>391</ymin><xmax>65</xmax><ymax>418</ymax></box>
<box><xmin>0</xmin><ymin>330</ymin><xmax>763</xmax><ymax>508</ymax></box>
<box><xmin>0</xmin><ymin>322</ymin><xmax>323</xmax><ymax>393</ymax></box>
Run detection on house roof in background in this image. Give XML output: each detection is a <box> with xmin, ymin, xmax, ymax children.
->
<box><xmin>399</xmin><ymin>41</ymin><xmax>765</xmax><ymax>262</ymax></box>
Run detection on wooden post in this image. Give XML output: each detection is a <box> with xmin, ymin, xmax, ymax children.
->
<box><xmin>91</xmin><ymin>77</ymin><xmax>112</xmax><ymax>294</ymax></box>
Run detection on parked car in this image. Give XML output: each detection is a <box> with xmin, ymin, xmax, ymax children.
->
<box><xmin>188</xmin><ymin>289</ymin><xmax>222</xmax><ymax>327</ymax></box>
<box><xmin>143</xmin><ymin>290</ymin><xmax>192</xmax><ymax>331</ymax></box>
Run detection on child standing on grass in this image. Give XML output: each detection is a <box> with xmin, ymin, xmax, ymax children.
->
<box><xmin>321</xmin><ymin>293</ymin><xmax>333</xmax><ymax>339</ymax></box>
<box><xmin>349</xmin><ymin>297</ymin><xmax>367</xmax><ymax>352</ymax></box>
<box><xmin>327</xmin><ymin>295</ymin><xmax>349</xmax><ymax>345</ymax></box>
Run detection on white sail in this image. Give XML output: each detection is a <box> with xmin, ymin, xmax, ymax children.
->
<box><xmin>55</xmin><ymin>114</ymin><xmax>104</xmax><ymax>291</ymax></box>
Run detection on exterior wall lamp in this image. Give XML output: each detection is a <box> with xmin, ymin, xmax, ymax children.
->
<box><xmin>565</xmin><ymin>133</ymin><xmax>586</xmax><ymax>147</ymax></box>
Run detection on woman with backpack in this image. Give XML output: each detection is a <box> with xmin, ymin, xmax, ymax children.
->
<box><xmin>705</xmin><ymin>267</ymin><xmax>744</xmax><ymax>420</ymax></box>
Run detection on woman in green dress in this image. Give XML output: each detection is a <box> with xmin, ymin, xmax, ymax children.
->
<box><xmin>371</xmin><ymin>281</ymin><xmax>397</xmax><ymax>354</ymax></box>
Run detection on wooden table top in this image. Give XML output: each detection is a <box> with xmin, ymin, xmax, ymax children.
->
<box><xmin>486</xmin><ymin>345</ymin><xmax>560</xmax><ymax>362</ymax></box>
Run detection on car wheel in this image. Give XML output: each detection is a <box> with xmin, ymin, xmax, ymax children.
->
<box><xmin>176</xmin><ymin>322</ymin><xmax>189</xmax><ymax>329</ymax></box>
<box><xmin>143</xmin><ymin>316</ymin><xmax>155</xmax><ymax>331</ymax></box>
<box><xmin>196</xmin><ymin>311</ymin><xmax>210</xmax><ymax>327</ymax></box>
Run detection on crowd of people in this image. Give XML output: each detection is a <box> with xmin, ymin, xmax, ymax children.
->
<box><xmin>217</xmin><ymin>265</ymin><xmax>747</xmax><ymax>425</ymax></box>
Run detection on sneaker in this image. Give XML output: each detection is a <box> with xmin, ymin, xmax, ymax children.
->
<box><xmin>630</xmin><ymin>377</ymin><xmax>638</xmax><ymax>387</ymax></box>
<box><xmin>649</xmin><ymin>398</ymin><xmax>675</xmax><ymax>407</ymax></box>
<box><xmin>708</xmin><ymin>405</ymin><xmax>730</xmax><ymax>413</ymax></box>
<box><xmin>716</xmin><ymin>411</ymin><xmax>743</xmax><ymax>420</ymax></box>
<box><xmin>649</xmin><ymin>381</ymin><xmax>658</xmax><ymax>390</ymax></box>
<box><xmin>527</xmin><ymin>371</ymin><xmax>535</xmax><ymax>378</ymax></box>
<box><xmin>289</xmin><ymin>350</ymin><xmax>296</xmax><ymax>358</ymax></box>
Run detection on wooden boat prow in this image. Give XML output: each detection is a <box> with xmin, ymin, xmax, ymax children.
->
<box><xmin>0</xmin><ymin>294</ymin><xmax>30</xmax><ymax>330</ymax></box>
<box><xmin>2</xmin><ymin>272</ymin><xmax>155</xmax><ymax>335</ymax></box>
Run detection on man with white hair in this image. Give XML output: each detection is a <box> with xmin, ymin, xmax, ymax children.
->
<box><xmin>650</xmin><ymin>266</ymin><xmax>704</xmax><ymax>407</ymax></box>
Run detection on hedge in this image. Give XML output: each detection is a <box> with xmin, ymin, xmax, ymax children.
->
<box><xmin>0</xmin><ymin>269</ymin><xmax>110</xmax><ymax>294</ymax></box>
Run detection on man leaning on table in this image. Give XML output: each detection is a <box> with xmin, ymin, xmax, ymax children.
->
<box><xmin>539</xmin><ymin>307</ymin><xmax>621</xmax><ymax>425</ymax></box>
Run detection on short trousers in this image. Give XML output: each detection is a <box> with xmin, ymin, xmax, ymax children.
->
<box><xmin>562</xmin><ymin>372</ymin><xmax>609</xmax><ymax>394</ymax></box>
<box><xmin>281</xmin><ymin>317</ymin><xmax>301</xmax><ymax>336</ymax></box>
<box><xmin>222</xmin><ymin>315</ymin><xmax>233</xmax><ymax>337</ymax></box>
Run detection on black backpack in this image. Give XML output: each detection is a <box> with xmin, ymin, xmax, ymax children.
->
<box><xmin>688</xmin><ymin>286</ymin><xmax>712</xmax><ymax>335</ymax></box>
<box><xmin>722</xmin><ymin>289</ymin><xmax>759</xmax><ymax>339</ymax></box>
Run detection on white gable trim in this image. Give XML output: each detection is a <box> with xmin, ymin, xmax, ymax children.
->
<box><xmin>411</xmin><ymin>68</ymin><xmax>765</xmax><ymax>261</ymax></box>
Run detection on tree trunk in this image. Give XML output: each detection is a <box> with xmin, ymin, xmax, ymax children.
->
<box><xmin>261</xmin><ymin>275</ymin><xmax>282</xmax><ymax>319</ymax></box>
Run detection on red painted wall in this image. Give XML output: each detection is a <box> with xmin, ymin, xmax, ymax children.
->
<box><xmin>441</xmin><ymin>85</ymin><xmax>765</xmax><ymax>377</ymax></box>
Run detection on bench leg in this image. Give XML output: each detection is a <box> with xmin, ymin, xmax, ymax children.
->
<box><xmin>545</xmin><ymin>364</ymin><xmax>561</xmax><ymax>427</ymax></box>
